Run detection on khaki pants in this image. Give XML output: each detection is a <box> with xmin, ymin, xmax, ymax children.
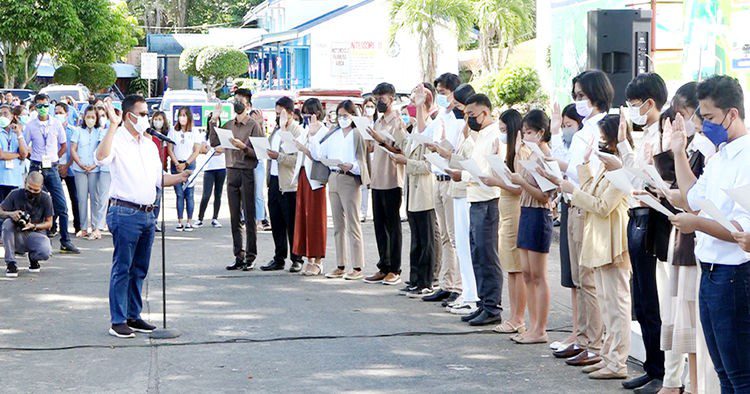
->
<box><xmin>434</xmin><ymin>180</ymin><xmax>460</xmax><ymax>292</ymax></box>
<box><xmin>329</xmin><ymin>173</ymin><xmax>364</xmax><ymax>269</ymax></box>
<box><xmin>569</xmin><ymin>206</ymin><xmax>603</xmax><ymax>352</ymax></box>
<box><xmin>594</xmin><ymin>258</ymin><xmax>632</xmax><ymax>374</ymax></box>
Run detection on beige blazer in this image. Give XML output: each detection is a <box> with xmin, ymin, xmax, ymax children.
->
<box><xmin>267</xmin><ymin>121</ymin><xmax>302</xmax><ymax>193</ymax></box>
<box><xmin>351</xmin><ymin>128</ymin><xmax>371</xmax><ymax>187</ymax></box>
<box><xmin>403</xmin><ymin>136</ymin><xmax>435</xmax><ymax>212</ymax></box>
<box><xmin>570</xmin><ymin>163</ymin><xmax>630</xmax><ymax>269</ymax></box>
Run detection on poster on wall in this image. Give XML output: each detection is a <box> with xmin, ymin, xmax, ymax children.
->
<box><xmin>329</xmin><ymin>41</ymin><xmax>384</xmax><ymax>88</ymax></box>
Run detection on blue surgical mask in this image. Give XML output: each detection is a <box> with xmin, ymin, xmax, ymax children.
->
<box><xmin>19</xmin><ymin>115</ymin><xmax>30</xmax><ymax>125</ymax></box>
<box><xmin>436</xmin><ymin>94</ymin><xmax>450</xmax><ymax>108</ymax></box>
<box><xmin>401</xmin><ymin>114</ymin><xmax>410</xmax><ymax>125</ymax></box>
<box><xmin>702</xmin><ymin>114</ymin><xmax>731</xmax><ymax>147</ymax></box>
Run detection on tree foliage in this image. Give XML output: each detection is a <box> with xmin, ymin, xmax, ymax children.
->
<box><xmin>473</xmin><ymin>66</ymin><xmax>546</xmax><ymax>110</ymax></box>
<box><xmin>178</xmin><ymin>46</ymin><xmax>204</xmax><ymax>77</ymax></box>
<box><xmin>475</xmin><ymin>0</ymin><xmax>535</xmax><ymax>73</ymax></box>
<box><xmin>53</xmin><ymin>65</ymin><xmax>80</xmax><ymax>85</ymax></box>
<box><xmin>128</xmin><ymin>0</ymin><xmax>262</xmax><ymax>33</ymax></box>
<box><xmin>79</xmin><ymin>63</ymin><xmax>117</xmax><ymax>92</ymax></box>
<box><xmin>180</xmin><ymin>46</ymin><xmax>249</xmax><ymax>97</ymax></box>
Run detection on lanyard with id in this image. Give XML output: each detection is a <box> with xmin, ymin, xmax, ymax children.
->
<box><xmin>40</xmin><ymin>123</ymin><xmax>52</xmax><ymax>168</ymax></box>
<box><xmin>3</xmin><ymin>132</ymin><xmax>14</xmax><ymax>169</ymax></box>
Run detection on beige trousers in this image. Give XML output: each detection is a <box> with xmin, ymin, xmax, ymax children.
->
<box><xmin>594</xmin><ymin>258</ymin><xmax>632</xmax><ymax>374</ymax></box>
<box><xmin>569</xmin><ymin>206</ymin><xmax>603</xmax><ymax>352</ymax></box>
<box><xmin>434</xmin><ymin>180</ymin><xmax>460</xmax><ymax>292</ymax></box>
<box><xmin>329</xmin><ymin>173</ymin><xmax>364</xmax><ymax>269</ymax></box>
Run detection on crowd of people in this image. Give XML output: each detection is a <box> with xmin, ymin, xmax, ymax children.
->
<box><xmin>2</xmin><ymin>68</ymin><xmax>749</xmax><ymax>393</ymax></box>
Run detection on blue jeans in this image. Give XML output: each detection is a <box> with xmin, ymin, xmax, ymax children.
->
<box><xmin>699</xmin><ymin>261</ymin><xmax>750</xmax><ymax>393</ymax></box>
<box><xmin>469</xmin><ymin>199</ymin><xmax>502</xmax><ymax>316</ymax></box>
<box><xmin>31</xmin><ymin>163</ymin><xmax>71</xmax><ymax>243</ymax></box>
<box><xmin>172</xmin><ymin>162</ymin><xmax>196</xmax><ymax>220</ymax></box>
<box><xmin>107</xmin><ymin>205</ymin><xmax>155</xmax><ymax>324</ymax></box>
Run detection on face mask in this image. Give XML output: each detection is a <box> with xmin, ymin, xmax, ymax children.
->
<box><xmin>598</xmin><ymin>141</ymin><xmax>614</xmax><ymax>154</ymax></box>
<box><xmin>338</xmin><ymin>116</ymin><xmax>352</xmax><ymax>129</ymax></box>
<box><xmin>129</xmin><ymin>113</ymin><xmax>149</xmax><ymax>134</ymax></box>
<box><xmin>575</xmin><ymin>100</ymin><xmax>593</xmax><ymax>118</ymax></box>
<box><xmin>436</xmin><ymin>94</ymin><xmax>450</xmax><ymax>108</ymax></box>
<box><xmin>627</xmin><ymin>101</ymin><xmax>648</xmax><ymax>126</ymax></box>
<box><xmin>36</xmin><ymin>105</ymin><xmax>49</xmax><ymax>117</ymax></box>
<box><xmin>233</xmin><ymin>101</ymin><xmax>246</xmax><ymax>115</ymax></box>
<box><xmin>376</xmin><ymin>100</ymin><xmax>388</xmax><ymax>113</ymax></box>
<box><xmin>153</xmin><ymin>119</ymin><xmax>164</xmax><ymax>130</ymax></box>
<box><xmin>0</xmin><ymin>117</ymin><xmax>10</xmax><ymax>129</ymax></box>
<box><xmin>702</xmin><ymin>113</ymin><xmax>731</xmax><ymax>147</ymax></box>
<box><xmin>467</xmin><ymin>116</ymin><xmax>483</xmax><ymax>131</ymax></box>
<box><xmin>85</xmin><ymin>118</ymin><xmax>97</xmax><ymax>128</ymax></box>
<box><xmin>99</xmin><ymin>118</ymin><xmax>108</xmax><ymax>128</ymax></box>
<box><xmin>452</xmin><ymin>108</ymin><xmax>465</xmax><ymax>120</ymax></box>
<box><xmin>19</xmin><ymin>115</ymin><xmax>30</xmax><ymax>125</ymax></box>
<box><xmin>54</xmin><ymin>114</ymin><xmax>67</xmax><ymax>124</ymax></box>
<box><xmin>499</xmin><ymin>133</ymin><xmax>508</xmax><ymax>144</ymax></box>
<box><xmin>684</xmin><ymin>113</ymin><xmax>697</xmax><ymax>137</ymax></box>
<box><xmin>26</xmin><ymin>190</ymin><xmax>40</xmax><ymax>202</ymax></box>
<box><xmin>401</xmin><ymin>114</ymin><xmax>410</xmax><ymax>125</ymax></box>
<box><xmin>561</xmin><ymin>126</ymin><xmax>577</xmax><ymax>146</ymax></box>
<box><xmin>364</xmin><ymin>107</ymin><xmax>376</xmax><ymax>117</ymax></box>
<box><xmin>523</xmin><ymin>132</ymin><xmax>541</xmax><ymax>143</ymax></box>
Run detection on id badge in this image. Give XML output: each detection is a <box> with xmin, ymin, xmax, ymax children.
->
<box><xmin>42</xmin><ymin>155</ymin><xmax>52</xmax><ymax>169</ymax></box>
<box><xmin>5</xmin><ymin>160</ymin><xmax>14</xmax><ymax>169</ymax></box>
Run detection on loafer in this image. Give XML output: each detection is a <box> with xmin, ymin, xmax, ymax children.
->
<box><xmin>582</xmin><ymin>361</ymin><xmax>606</xmax><ymax>374</ymax></box>
<box><xmin>468</xmin><ymin>310</ymin><xmax>503</xmax><ymax>326</ymax></box>
<box><xmin>633</xmin><ymin>379</ymin><xmax>664</xmax><ymax>394</ymax></box>
<box><xmin>623</xmin><ymin>374</ymin><xmax>654</xmax><ymax>390</ymax></box>
<box><xmin>566</xmin><ymin>351</ymin><xmax>601</xmax><ymax>366</ymax></box>
<box><xmin>554</xmin><ymin>343</ymin><xmax>585</xmax><ymax>359</ymax></box>
<box><xmin>363</xmin><ymin>271</ymin><xmax>387</xmax><ymax>284</ymax></box>
<box><xmin>289</xmin><ymin>261</ymin><xmax>303</xmax><ymax>273</ymax></box>
<box><xmin>226</xmin><ymin>261</ymin><xmax>246</xmax><ymax>271</ymax></box>
<box><xmin>422</xmin><ymin>289</ymin><xmax>451</xmax><ymax>302</ymax></box>
<box><xmin>461</xmin><ymin>308</ymin><xmax>483</xmax><ymax>322</ymax></box>
<box><xmin>109</xmin><ymin>323</ymin><xmax>135</xmax><ymax>339</ymax></box>
<box><xmin>260</xmin><ymin>260</ymin><xmax>285</xmax><ymax>271</ymax></box>
<box><xmin>589</xmin><ymin>368</ymin><xmax>628</xmax><ymax>380</ymax></box>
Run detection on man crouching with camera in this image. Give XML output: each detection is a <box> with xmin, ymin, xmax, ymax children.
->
<box><xmin>1</xmin><ymin>171</ymin><xmax>53</xmax><ymax>277</ymax></box>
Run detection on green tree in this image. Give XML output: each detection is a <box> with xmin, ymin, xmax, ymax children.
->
<box><xmin>389</xmin><ymin>0</ymin><xmax>474</xmax><ymax>82</ymax></box>
<box><xmin>53</xmin><ymin>65</ymin><xmax>80</xmax><ymax>85</ymax></box>
<box><xmin>79</xmin><ymin>63</ymin><xmax>117</xmax><ymax>92</ymax></box>
<box><xmin>0</xmin><ymin>0</ymin><xmax>82</xmax><ymax>88</ymax></box>
<box><xmin>178</xmin><ymin>46</ymin><xmax>204</xmax><ymax>76</ymax></box>
<box><xmin>473</xmin><ymin>66</ymin><xmax>546</xmax><ymax>110</ymax></box>
<box><xmin>128</xmin><ymin>0</ymin><xmax>262</xmax><ymax>33</ymax></box>
<box><xmin>475</xmin><ymin>0</ymin><xmax>535</xmax><ymax>73</ymax></box>
<box><xmin>195</xmin><ymin>47</ymin><xmax>249</xmax><ymax>98</ymax></box>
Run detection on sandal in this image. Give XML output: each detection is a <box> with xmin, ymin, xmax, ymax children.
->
<box><xmin>514</xmin><ymin>334</ymin><xmax>549</xmax><ymax>345</ymax></box>
<box><xmin>493</xmin><ymin>321</ymin><xmax>526</xmax><ymax>334</ymax></box>
<box><xmin>76</xmin><ymin>230</ymin><xmax>89</xmax><ymax>238</ymax></box>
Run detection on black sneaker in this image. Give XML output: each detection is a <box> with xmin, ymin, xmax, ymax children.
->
<box><xmin>127</xmin><ymin>319</ymin><xmax>156</xmax><ymax>333</ymax></box>
<box><xmin>60</xmin><ymin>242</ymin><xmax>80</xmax><ymax>254</ymax></box>
<box><xmin>441</xmin><ymin>292</ymin><xmax>460</xmax><ymax>306</ymax></box>
<box><xmin>47</xmin><ymin>229</ymin><xmax>59</xmax><ymax>238</ymax></box>
<box><xmin>5</xmin><ymin>262</ymin><xmax>18</xmax><ymax>278</ymax></box>
<box><xmin>242</xmin><ymin>260</ymin><xmax>256</xmax><ymax>271</ymax></box>
<box><xmin>398</xmin><ymin>285</ymin><xmax>417</xmax><ymax>296</ymax></box>
<box><xmin>28</xmin><ymin>260</ymin><xmax>40</xmax><ymax>273</ymax></box>
<box><xmin>109</xmin><ymin>323</ymin><xmax>135</xmax><ymax>338</ymax></box>
<box><xmin>422</xmin><ymin>289</ymin><xmax>451</xmax><ymax>302</ymax></box>
<box><xmin>226</xmin><ymin>261</ymin><xmax>246</xmax><ymax>271</ymax></box>
<box><xmin>461</xmin><ymin>307</ymin><xmax>484</xmax><ymax>322</ymax></box>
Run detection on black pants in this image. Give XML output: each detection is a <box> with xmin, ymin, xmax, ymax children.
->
<box><xmin>226</xmin><ymin>168</ymin><xmax>257</xmax><ymax>264</ymax></box>
<box><xmin>373</xmin><ymin>188</ymin><xmax>403</xmax><ymax>274</ymax></box>
<box><xmin>54</xmin><ymin>174</ymin><xmax>80</xmax><ymax>233</ymax></box>
<box><xmin>407</xmin><ymin>210</ymin><xmax>435</xmax><ymax>289</ymax></box>
<box><xmin>198</xmin><ymin>169</ymin><xmax>226</xmax><ymax>221</ymax></box>
<box><xmin>628</xmin><ymin>208</ymin><xmax>664</xmax><ymax>380</ymax></box>
<box><xmin>268</xmin><ymin>176</ymin><xmax>301</xmax><ymax>263</ymax></box>
<box><xmin>470</xmin><ymin>199</ymin><xmax>503</xmax><ymax>316</ymax></box>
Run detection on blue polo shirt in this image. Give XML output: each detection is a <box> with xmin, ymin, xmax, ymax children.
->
<box><xmin>70</xmin><ymin>127</ymin><xmax>102</xmax><ymax>173</ymax></box>
<box><xmin>0</xmin><ymin>128</ymin><xmax>24</xmax><ymax>187</ymax></box>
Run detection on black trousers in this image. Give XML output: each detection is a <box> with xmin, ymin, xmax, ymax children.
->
<box><xmin>198</xmin><ymin>169</ymin><xmax>226</xmax><ymax>221</ymax></box>
<box><xmin>373</xmin><ymin>188</ymin><xmax>403</xmax><ymax>275</ymax></box>
<box><xmin>470</xmin><ymin>199</ymin><xmax>503</xmax><ymax>316</ymax></box>
<box><xmin>628</xmin><ymin>208</ymin><xmax>664</xmax><ymax>380</ymax></box>
<box><xmin>268</xmin><ymin>175</ymin><xmax>301</xmax><ymax>263</ymax></box>
<box><xmin>56</xmin><ymin>174</ymin><xmax>81</xmax><ymax>233</ymax></box>
<box><xmin>407</xmin><ymin>209</ymin><xmax>435</xmax><ymax>289</ymax></box>
<box><xmin>226</xmin><ymin>168</ymin><xmax>257</xmax><ymax>264</ymax></box>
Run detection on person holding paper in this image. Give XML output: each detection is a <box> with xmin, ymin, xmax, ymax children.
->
<box><xmin>316</xmin><ymin>100</ymin><xmax>370</xmax><ymax>280</ymax></box>
<box><xmin>668</xmin><ymin>75</ymin><xmax>750</xmax><ymax>393</ymax></box>
<box><xmin>480</xmin><ymin>109</ymin><xmax>527</xmax><ymax>335</ymax></box>
<box><xmin>359</xmin><ymin>97</ymin><xmax>378</xmax><ymax>222</ymax></box>
<box><xmin>362</xmin><ymin>82</ymin><xmax>407</xmax><ymax>287</ymax></box>
<box><xmin>167</xmin><ymin>107</ymin><xmax>201</xmax><ymax>232</ymax></box>
<box><xmin>261</xmin><ymin>96</ymin><xmax>304</xmax><ymax>273</ymax></box>
<box><xmin>506</xmin><ymin>110</ymin><xmax>554</xmax><ymax>344</ymax></box>
<box><xmin>208</xmin><ymin>100</ymin><xmax>264</xmax><ymax>271</ymax></box>
<box><xmin>292</xmin><ymin>99</ymin><xmax>329</xmax><ymax>276</ymax></box>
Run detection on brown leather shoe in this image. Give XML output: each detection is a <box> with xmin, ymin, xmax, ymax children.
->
<box><xmin>566</xmin><ymin>351</ymin><xmax>602</xmax><ymax>366</ymax></box>
<box><xmin>363</xmin><ymin>271</ymin><xmax>387</xmax><ymax>284</ymax></box>
<box><xmin>554</xmin><ymin>343</ymin><xmax>585</xmax><ymax>359</ymax></box>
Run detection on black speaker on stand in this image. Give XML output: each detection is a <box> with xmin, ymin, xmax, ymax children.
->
<box><xmin>587</xmin><ymin>9</ymin><xmax>653</xmax><ymax>107</ymax></box>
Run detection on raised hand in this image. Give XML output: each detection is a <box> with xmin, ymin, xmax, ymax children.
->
<box><xmin>550</xmin><ymin>102</ymin><xmax>562</xmax><ymax>135</ymax></box>
<box><xmin>618</xmin><ymin>106</ymin><xmax>628</xmax><ymax>142</ymax></box>
<box><xmin>670</xmin><ymin>113</ymin><xmax>687</xmax><ymax>153</ymax></box>
<box><xmin>412</xmin><ymin>84</ymin><xmax>427</xmax><ymax>107</ymax></box>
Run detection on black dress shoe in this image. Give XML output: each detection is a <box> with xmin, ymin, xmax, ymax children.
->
<box><xmin>289</xmin><ymin>261</ymin><xmax>303</xmax><ymax>273</ymax></box>
<box><xmin>260</xmin><ymin>259</ymin><xmax>285</xmax><ymax>271</ymax></box>
<box><xmin>622</xmin><ymin>373</ymin><xmax>654</xmax><ymax>390</ymax></box>
<box><xmin>461</xmin><ymin>308</ymin><xmax>483</xmax><ymax>322</ymax></box>
<box><xmin>226</xmin><ymin>261</ymin><xmax>246</xmax><ymax>271</ymax></box>
<box><xmin>468</xmin><ymin>310</ymin><xmax>503</xmax><ymax>326</ymax></box>
<box><xmin>633</xmin><ymin>379</ymin><xmax>664</xmax><ymax>394</ymax></box>
<box><xmin>422</xmin><ymin>289</ymin><xmax>451</xmax><ymax>302</ymax></box>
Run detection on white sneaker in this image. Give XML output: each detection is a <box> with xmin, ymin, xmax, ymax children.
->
<box><xmin>194</xmin><ymin>220</ymin><xmax>204</xmax><ymax>228</ymax></box>
<box><xmin>445</xmin><ymin>295</ymin><xmax>464</xmax><ymax>311</ymax></box>
<box><xmin>211</xmin><ymin>219</ymin><xmax>222</xmax><ymax>228</ymax></box>
<box><xmin>450</xmin><ymin>302</ymin><xmax>478</xmax><ymax>315</ymax></box>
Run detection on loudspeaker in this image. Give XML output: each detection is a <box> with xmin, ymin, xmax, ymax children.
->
<box><xmin>587</xmin><ymin>9</ymin><xmax>653</xmax><ymax>107</ymax></box>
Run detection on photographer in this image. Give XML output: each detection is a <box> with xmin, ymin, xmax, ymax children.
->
<box><xmin>1</xmin><ymin>171</ymin><xmax>53</xmax><ymax>278</ymax></box>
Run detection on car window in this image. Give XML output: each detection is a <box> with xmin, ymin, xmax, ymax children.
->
<box><xmin>43</xmin><ymin>90</ymin><xmax>80</xmax><ymax>102</ymax></box>
<box><xmin>253</xmin><ymin>96</ymin><xmax>281</xmax><ymax>110</ymax></box>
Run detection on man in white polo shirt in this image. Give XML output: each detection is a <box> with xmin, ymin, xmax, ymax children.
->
<box><xmin>669</xmin><ymin>75</ymin><xmax>750</xmax><ymax>392</ymax></box>
<box><xmin>96</xmin><ymin>95</ymin><xmax>190</xmax><ymax>339</ymax></box>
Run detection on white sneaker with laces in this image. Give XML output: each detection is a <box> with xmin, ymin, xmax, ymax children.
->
<box><xmin>450</xmin><ymin>302</ymin><xmax>478</xmax><ymax>315</ymax></box>
<box><xmin>211</xmin><ymin>219</ymin><xmax>222</xmax><ymax>228</ymax></box>
<box><xmin>445</xmin><ymin>295</ymin><xmax>465</xmax><ymax>311</ymax></box>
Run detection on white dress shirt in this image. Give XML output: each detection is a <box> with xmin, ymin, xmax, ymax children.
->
<box><xmin>462</xmin><ymin>122</ymin><xmax>503</xmax><ymax>203</ymax></box>
<box><xmin>318</xmin><ymin>128</ymin><xmax>360</xmax><ymax>175</ymax></box>
<box><xmin>687</xmin><ymin>134</ymin><xmax>750</xmax><ymax>266</ymax></box>
<box><xmin>95</xmin><ymin>127</ymin><xmax>162</xmax><ymax>205</ymax></box>
<box><xmin>295</xmin><ymin>125</ymin><xmax>327</xmax><ymax>191</ymax></box>
<box><xmin>565</xmin><ymin>112</ymin><xmax>604</xmax><ymax>186</ymax></box>
<box><xmin>269</xmin><ymin>131</ymin><xmax>281</xmax><ymax>176</ymax></box>
<box><xmin>430</xmin><ymin>110</ymin><xmax>464</xmax><ymax>175</ymax></box>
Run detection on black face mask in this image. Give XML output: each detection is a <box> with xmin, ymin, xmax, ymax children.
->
<box><xmin>233</xmin><ymin>101</ymin><xmax>245</xmax><ymax>115</ymax></box>
<box><xmin>467</xmin><ymin>116</ymin><xmax>482</xmax><ymax>131</ymax></box>
<box><xmin>26</xmin><ymin>190</ymin><xmax>40</xmax><ymax>202</ymax></box>
<box><xmin>376</xmin><ymin>100</ymin><xmax>388</xmax><ymax>113</ymax></box>
<box><xmin>598</xmin><ymin>141</ymin><xmax>615</xmax><ymax>154</ymax></box>
<box><xmin>452</xmin><ymin>108</ymin><xmax>465</xmax><ymax>120</ymax></box>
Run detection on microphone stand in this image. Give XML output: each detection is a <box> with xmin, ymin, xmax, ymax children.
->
<box><xmin>150</xmin><ymin>139</ymin><xmax>181</xmax><ymax>339</ymax></box>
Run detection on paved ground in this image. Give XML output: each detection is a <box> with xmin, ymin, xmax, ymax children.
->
<box><xmin>0</xmin><ymin>179</ymin><xmax>641</xmax><ymax>393</ymax></box>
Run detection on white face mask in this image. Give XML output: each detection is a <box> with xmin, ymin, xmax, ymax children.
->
<box><xmin>153</xmin><ymin>119</ymin><xmax>164</xmax><ymax>130</ymax></box>
<box><xmin>627</xmin><ymin>101</ymin><xmax>648</xmax><ymax>126</ymax></box>
<box><xmin>436</xmin><ymin>94</ymin><xmax>450</xmax><ymax>108</ymax></box>
<box><xmin>99</xmin><ymin>118</ymin><xmax>108</xmax><ymax>128</ymax></box>
<box><xmin>575</xmin><ymin>100</ymin><xmax>593</xmax><ymax>118</ymax></box>
<box><xmin>364</xmin><ymin>107</ymin><xmax>376</xmax><ymax>117</ymax></box>
<box><xmin>54</xmin><ymin>114</ymin><xmax>67</xmax><ymax>124</ymax></box>
<box><xmin>84</xmin><ymin>118</ymin><xmax>97</xmax><ymax>128</ymax></box>
<box><xmin>498</xmin><ymin>132</ymin><xmax>508</xmax><ymax>144</ymax></box>
<box><xmin>0</xmin><ymin>116</ymin><xmax>10</xmax><ymax>129</ymax></box>
<box><xmin>129</xmin><ymin>113</ymin><xmax>149</xmax><ymax>134</ymax></box>
<box><xmin>684</xmin><ymin>112</ymin><xmax>697</xmax><ymax>137</ymax></box>
<box><xmin>338</xmin><ymin>116</ymin><xmax>352</xmax><ymax>129</ymax></box>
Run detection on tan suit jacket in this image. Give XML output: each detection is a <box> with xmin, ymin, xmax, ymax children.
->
<box><xmin>267</xmin><ymin>121</ymin><xmax>302</xmax><ymax>192</ymax></box>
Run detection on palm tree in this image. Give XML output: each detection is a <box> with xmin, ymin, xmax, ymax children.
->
<box><xmin>475</xmin><ymin>0</ymin><xmax>535</xmax><ymax>73</ymax></box>
<box><xmin>389</xmin><ymin>0</ymin><xmax>474</xmax><ymax>83</ymax></box>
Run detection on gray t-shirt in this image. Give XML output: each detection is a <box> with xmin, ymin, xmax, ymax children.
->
<box><xmin>1</xmin><ymin>188</ymin><xmax>54</xmax><ymax>224</ymax></box>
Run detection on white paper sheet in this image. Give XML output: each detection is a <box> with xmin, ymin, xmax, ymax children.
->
<box><xmin>320</xmin><ymin>158</ymin><xmax>343</xmax><ymax>168</ymax></box>
<box><xmin>518</xmin><ymin>159</ymin><xmax>558</xmax><ymax>192</ymax></box>
<box><xmin>724</xmin><ymin>184</ymin><xmax>750</xmax><ymax>213</ymax></box>
<box><xmin>523</xmin><ymin>141</ymin><xmax>547</xmax><ymax>160</ymax></box>
<box><xmin>215</xmin><ymin>127</ymin><xmax>239</xmax><ymax>150</ymax></box>
<box><xmin>410</xmin><ymin>132</ymin><xmax>433</xmax><ymax>146</ymax></box>
<box><xmin>458</xmin><ymin>159</ymin><xmax>491</xmax><ymax>188</ymax></box>
<box><xmin>486</xmin><ymin>155</ymin><xmax>520</xmax><ymax>189</ymax></box>
<box><xmin>690</xmin><ymin>133</ymin><xmax>717</xmax><ymax>159</ymax></box>
<box><xmin>643</xmin><ymin>164</ymin><xmax>670</xmax><ymax>193</ymax></box>
<box><xmin>604</xmin><ymin>168</ymin><xmax>635</xmax><ymax>194</ymax></box>
<box><xmin>280</xmin><ymin>131</ymin><xmax>298</xmax><ymax>153</ymax></box>
<box><xmin>424</xmin><ymin>152</ymin><xmax>450</xmax><ymax>173</ymax></box>
<box><xmin>248</xmin><ymin>136</ymin><xmax>271</xmax><ymax>161</ymax></box>
<box><xmin>634</xmin><ymin>194</ymin><xmax>676</xmax><ymax>218</ymax></box>
<box><xmin>696</xmin><ymin>199</ymin><xmax>738</xmax><ymax>233</ymax></box>
<box><xmin>352</xmin><ymin>116</ymin><xmax>374</xmax><ymax>141</ymax></box>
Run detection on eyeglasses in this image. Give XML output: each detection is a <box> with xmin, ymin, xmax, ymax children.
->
<box><xmin>35</xmin><ymin>104</ymin><xmax>49</xmax><ymax>109</ymax></box>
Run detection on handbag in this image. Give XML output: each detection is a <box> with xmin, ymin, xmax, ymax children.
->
<box><xmin>307</xmin><ymin>128</ymin><xmax>339</xmax><ymax>183</ymax></box>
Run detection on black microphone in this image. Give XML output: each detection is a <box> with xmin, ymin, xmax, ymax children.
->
<box><xmin>146</xmin><ymin>128</ymin><xmax>176</xmax><ymax>144</ymax></box>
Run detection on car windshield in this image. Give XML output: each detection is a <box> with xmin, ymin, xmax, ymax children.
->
<box><xmin>253</xmin><ymin>96</ymin><xmax>282</xmax><ymax>110</ymax></box>
<box><xmin>45</xmin><ymin>90</ymin><xmax>80</xmax><ymax>102</ymax></box>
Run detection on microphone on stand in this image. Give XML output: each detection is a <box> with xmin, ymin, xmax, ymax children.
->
<box><xmin>146</xmin><ymin>128</ymin><xmax>176</xmax><ymax>145</ymax></box>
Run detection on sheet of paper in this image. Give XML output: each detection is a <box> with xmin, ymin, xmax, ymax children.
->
<box><xmin>458</xmin><ymin>159</ymin><xmax>491</xmax><ymax>188</ymax></box>
<box><xmin>352</xmin><ymin>116</ymin><xmax>373</xmax><ymax>137</ymax></box>
<box><xmin>372</xmin><ymin>127</ymin><xmax>395</xmax><ymax>142</ymax></box>
<box><xmin>691</xmin><ymin>133</ymin><xmax>716</xmax><ymax>159</ymax></box>
<box><xmin>410</xmin><ymin>132</ymin><xmax>432</xmax><ymax>146</ymax></box>
<box><xmin>724</xmin><ymin>184</ymin><xmax>750</xmax><ymax>212</ymax></box>
<box><xmin>280</xmin><ymin>131</ymin><xmax>298</xmax><ymax>153</ymax></box>
<box><xmin>643</xmin><ymin>164</ymin><xmax>670</xmax><ymax>193</ymax></box>
<box><xmin>697</xmin><ymin>199</ymin><xmax>737</xmax><ymax>233</ymax></box>
<box><xmin>215</xmin><ymin>127</ymin><xmax>239</xmax><ymax>150</ymax></box>
<box><xmin>320</xmin><ymin>158</ymin><xmax>343</xmax><ymax>167</ymax></box>
<box><xmin>377</xmin><ymin>145</ymin><xmax>395</xmax><ymax>157</ymax></box>
<box><xmin>624</xmin><ymin>166</ymin><xmax>649</xmax><ymax>184</ymax></box>
<box><xmin>424</xmin><ymin>152</ymin><xmax>450</xmax><ymax>173</ymax></box>
<box><xmin>523</xmin><ymin>141</ymin><xmax>547</xmax><ymax>160</ymax></box>
<box><xmin>634</xmin><ymin>194</ymin><xmax>676</xmax><ymax>218</ymax></box>
<box><xmin>604</xmin><ymin>168</ymin><xmax>635</xmax><ymax>194</ymax></box>
<box><xmin>248</xmin><ymin>136</ymin><xmax>271</xmax><ymax>161</ymax></box>
<box><xmin>485</xmin><ymin>155</ymin><xmax>520</xmax><ymax>189</ymax></box>
<box><xmin>519</xmin><ymin>160</ymin><xmax>558</xmax><ymax>192</ymax></box>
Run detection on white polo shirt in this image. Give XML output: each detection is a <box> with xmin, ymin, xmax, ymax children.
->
<box><xmin>687</xmin><ymin>134</ymin><xmax>750</xmax><ymax>266</ymax></box>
